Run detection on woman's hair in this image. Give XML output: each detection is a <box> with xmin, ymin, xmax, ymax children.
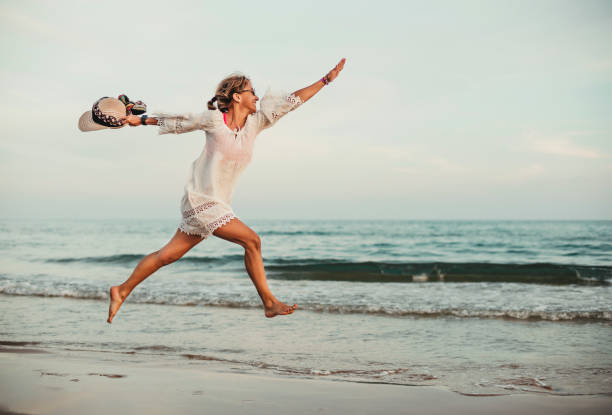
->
<box><xmin>207</xmin><ymin>73</ymin><xmax>250</xmax><ymax>113</ymax></box>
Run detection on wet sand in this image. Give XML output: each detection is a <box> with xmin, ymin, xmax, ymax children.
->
<box><xmin>0</xmin><ymin>347</ymin><xmax>610</xmax><ymax>415</ymax></box>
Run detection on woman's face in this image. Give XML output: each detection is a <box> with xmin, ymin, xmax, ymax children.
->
<box><xmin>236</xmin><ymin>80</ymin><xmax>259</xmax><ymax>114</ymax></box>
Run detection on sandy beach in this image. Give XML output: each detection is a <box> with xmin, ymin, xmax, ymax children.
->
<box><xmin>1</xmin><ymin>346</ymin><xmax>610</xmax><ymax>415</ymax></box>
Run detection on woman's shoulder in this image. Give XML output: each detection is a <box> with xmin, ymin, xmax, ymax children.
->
<box><xmin>198</xmin><ymin>110</ymin><xmax>224</xmax><ymax>131</ymax></box>
<box><xmin>252</xmin><ymin>91</ymin><xmax>302</xmax><ymax>133</ymax></box>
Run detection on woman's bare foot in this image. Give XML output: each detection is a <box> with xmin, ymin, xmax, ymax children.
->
<box><xmin>264</xmin><ymin>300</ymin><xmax>298</xmax><ymax>318</ymax></box>
<box><xmin>107</xmin><ymin>286</ymin><xmax>126</xmax><ymax>323</ymax></box>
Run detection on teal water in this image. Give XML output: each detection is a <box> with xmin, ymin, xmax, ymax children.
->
<box><xmin>0</xmin><ymin>219</ymin><xmax>611</xmax><ymax>395</ymax></box>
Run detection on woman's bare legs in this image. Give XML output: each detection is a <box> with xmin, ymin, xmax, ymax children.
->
<box><xmin>213</xmin><ymin>218</ymin><xmax>297</xmax><ymax>318</ymax></box>
<box><xmin>107</xmin><ymin>229</ymin><xmax>203</xmax><ymax>323</ymax></box>
<box><xmin>107</xmin><ymin>218</ymin><xmax>295</xmax><ymax>322</ymax></box>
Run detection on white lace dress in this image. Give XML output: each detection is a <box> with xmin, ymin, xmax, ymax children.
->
<box><xmin>155</xmin><ymin>92</ymin><xmax>302</xmax><ymax>238</ymax></box>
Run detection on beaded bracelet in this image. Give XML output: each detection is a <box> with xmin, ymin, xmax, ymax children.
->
<box><xmin>321</xmin><ymin>76</ymin><xmax>329</xmax><ymax>85</ymax></box>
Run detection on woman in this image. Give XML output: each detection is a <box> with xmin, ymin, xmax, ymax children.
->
<box><xmin>107</xmin><ymin>58</ymin><xmax>346</xmax><ymax>323</ymax></box>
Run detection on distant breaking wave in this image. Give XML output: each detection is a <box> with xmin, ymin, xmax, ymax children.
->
<box><xmin>267</xmin><ymin>261</ymin><xmax>611</xmax><ymax>285</ymax></box>
<box><xmin>44</xmin><ymin>255</ymin><xmax>611</xmax><ymax>284</ymax></box>
<box><xmin>0</xmin><ymin>289</ymin><xmax>610</xmax><ymax>322</ymax></box>
<box><xmin>47</xmin><ymin>253</ymin><xmax>245</xmax><ymax>266</ymax></box>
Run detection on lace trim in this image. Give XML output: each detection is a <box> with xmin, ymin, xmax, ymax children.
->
<box><xmin>286</xmin><ymin>94</ymin><xmax>302</xmax><ymax>107</ymax></box>
<box><xmin>157</xmin><ymin>117</ymin><xmax>185</xmax><ymax>133</ymax></box>
<box><xmin>178</xmin><ymin>223</ymin><xmax>207</xmax><ymax>238</ymax></box>
<box><xmin>205</xmin><ymin>213</ymin><xmax>235</xmax><ymax>234</ymax></box>
<box><xmin>183</xmin><ymin>201</ymin><xmax>217</xmax><ymax>218</ymax></box>
<box><xmin>178</xmin><ymin>213</ymin><xmax>236</xmax><ymax>239</ymax></box>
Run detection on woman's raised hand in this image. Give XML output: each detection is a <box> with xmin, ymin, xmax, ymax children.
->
<box><xmin>326</xmin><ymin>58</ymin><xmax>346</xmax><ymax>83</ymax></box>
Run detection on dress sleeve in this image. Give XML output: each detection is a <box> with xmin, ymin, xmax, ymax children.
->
<box><xmin>255</xmin><ymin>91</ymin><xmax>303</xmax><ymax>132</ymax></box>
<box><xmin>153</xmin><ymin>111</ymin><xmax>218</xmax><ymax>135</ymax></box>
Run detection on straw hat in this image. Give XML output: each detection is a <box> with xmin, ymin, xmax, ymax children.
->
<box><xmin>78</xmin><ymin>97</ymin><xmax>127</xmax><ymax>132</ymax></box>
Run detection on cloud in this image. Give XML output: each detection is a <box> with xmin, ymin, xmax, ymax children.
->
<box><xmin>517</xmin><ymin>163</ymin><xmax>545</xmax><ymax>177</ymax></box>
<box><xmin>526</xmin><ymin>132</ymin><xmax>603</xmax><ymax>159</ymax></box>
<box><xmin>499</xmin><ymin>163</ymin><xmax>545</xmax><ymax>182</ymax></box>
<box><xmin>585</xmin><ymin>58</ymin><xmax>612</xmax><ymax>73</ymax></box>
<box><xmin>532</xmin><ymin>139</ymin><xmax>601</xmax><ymax>158</ymax></box>
<box><xmin>425</xmin><ymin>156</ymin><xmax>467</xmax><ymax>172</ymax></box>
<box><xmin>366</xmin><ymin>145</ymin><xmax>414</xmax><ymax>160</ymax></box>
<box><xmin>0</xmin><ymin>4</ymin><xmax>64</xmax><ymax>39</ymax></box>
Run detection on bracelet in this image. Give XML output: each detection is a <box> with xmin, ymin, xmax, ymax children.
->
<box><xmin>321</xmin><ymin>76</ymin><xmax>329</xmax><ymax>86</ymax></box>
<box><xmin>140</xmin><ymin>115</ymin><xmax>148</xmax><ymax>126</ymax></box>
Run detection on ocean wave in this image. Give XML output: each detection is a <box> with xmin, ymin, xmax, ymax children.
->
<box><xmin>47</xmin><ymin>253</ymin><xmax>245</xmax><ymax>266</ymax></box>
<box><xmin>1</xmin><ymin>290</ymin><xmax>610</xmax><ymax>322</ymax></box>
<box><xmin>302</xmin><ymin>305</ymin><xmax>612</xmax><ymax>322</ymax></box>
<box><xmin>267</xmin><ymin>261</ymin><xmax>611</xmax><ymax>285</ymax></box>
<box><xmin>181</xmin><ymin>353</ymin><xmax>436</xmax><ymax>383</ymax></box>
<box><xmin>259</xmin><ymin>230</ymin><xmax>337</xmax><ymax>236</ymax></box>
<box><xmin>48</xmin><ymin>254</ymin><xmax>145</xmax><ymax>264</ymax></box>
<box><xmin>43</xmin><ymin>255</ymin><xmax>612</xmax><ymax>284</ymax></box>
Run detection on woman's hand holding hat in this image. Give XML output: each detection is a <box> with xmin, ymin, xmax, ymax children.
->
<box><xmin>78</xmin><ymin>95</ymin><xmax>148</xmax><ymax>132</ymax></box>
<box><xmin>126</xmin><ymin>114</ymin><xmax>143</xmax><ymax>126</ymax></box>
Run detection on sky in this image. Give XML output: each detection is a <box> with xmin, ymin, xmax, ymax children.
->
<box><xmin>0</xmin><ymin>0</ymin><xmax>611</xmax><ymax>220</ymax></box>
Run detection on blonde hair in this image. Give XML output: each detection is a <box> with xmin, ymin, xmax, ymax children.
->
<box><xmin>207</xmin><ymin>73</ymin><xmax>250</xmax><ymax>113</ymax></box>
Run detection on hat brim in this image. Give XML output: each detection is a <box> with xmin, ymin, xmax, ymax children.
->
<box><xmin>78</xmin><ymin>110</ymin><xmax>125</xmax><ymax>132</ymax></box>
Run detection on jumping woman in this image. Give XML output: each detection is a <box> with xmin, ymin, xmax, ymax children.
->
<box><xmin>107</xmin><ymin>58</ymin><xmax>346</xmax><ymax>323</ymax></box>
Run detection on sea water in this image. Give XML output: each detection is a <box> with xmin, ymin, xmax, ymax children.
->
<box><xmin>1</xmin><ymin>219</ymin><xmax>611</xmax><ymax>395</ymax></box>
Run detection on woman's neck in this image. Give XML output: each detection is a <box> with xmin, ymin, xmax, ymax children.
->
<box><xmin>225</xmin><ymin>107</ymin><xmax>250</xmax><ymax>131</ymax></box>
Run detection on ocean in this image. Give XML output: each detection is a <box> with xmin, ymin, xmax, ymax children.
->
<box><xmin>1</xmin><ymin>219</ymin><xmax>611</xmax><ymax>396</ymax></box>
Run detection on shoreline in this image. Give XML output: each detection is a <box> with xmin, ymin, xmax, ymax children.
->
<box><xmin>2</xmin><ymin>293</ymin><xmax>612</xmax><ymax>398</ymax></box>
<box><xmin>1</xmin><ymin>347</ymin><xmax>611</xmax><ymax>415</ymax></box>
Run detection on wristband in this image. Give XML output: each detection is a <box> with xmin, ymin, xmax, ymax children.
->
<box><xmin>140</xmin><ymin>115</ymin><xmax>148</xmax><ymax>126</ymax></box>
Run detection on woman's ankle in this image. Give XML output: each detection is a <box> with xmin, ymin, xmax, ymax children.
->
<box><xmin>114</xmin><ymin>285</ymin><xmax>130</xmax><ymax>300</ymax></box>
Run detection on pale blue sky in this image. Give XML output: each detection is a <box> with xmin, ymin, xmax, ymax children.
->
<box><xmin>1</xmin><ymin>0</ymin><xmax>611</xmax><ymax>220</ymax></box>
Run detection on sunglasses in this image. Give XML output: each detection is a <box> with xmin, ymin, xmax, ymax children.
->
<box><xmin>238</xmin><ymin>88</ymin><xmax>256</xmax><ymax>96</ymax></box>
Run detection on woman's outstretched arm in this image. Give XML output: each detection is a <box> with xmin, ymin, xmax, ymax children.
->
<box><xmin>292</xmin><ymin>58</ymin><xmax>346</xmax><ymax>103</ymax></box>
<box><xmin>125</xmin><ymin>112</ymin><xmax>216</xmax><ymax>134</ymax></box>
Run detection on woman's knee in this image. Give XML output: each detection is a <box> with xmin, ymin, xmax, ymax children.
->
<box><xmin>157</xmin><ymin>249</ymin><xmax>184</xmax><ymax>266</ymax></box>
<box><xmin>242</xmin><ymin>232</ymin><xmax>261</xmax><ymax>253</ymax></box>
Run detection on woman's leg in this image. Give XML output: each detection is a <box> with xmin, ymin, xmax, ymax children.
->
<box><xmin>213</xmin><ymin>218</ymin><xmax>297</xmax><ymax>318</ymax></box>
<box><xmin>107</xmin><ymin>229</ymin><xmax>204</xmax><ymax>323</ymax></box>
